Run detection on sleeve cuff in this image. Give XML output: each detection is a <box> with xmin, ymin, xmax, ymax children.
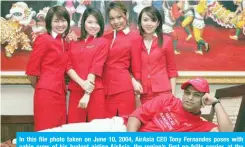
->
<box><xmin>133</xmin><ymin>72</ymin><xmax>141</xmax><ymax>80</ymax></box>
<box><xmin>129</xmin><ymin>109</ymin><xmax>148</xmax><ymax>125</ymax></box>
<box><xmin>66</xmin><ymin>66</ymin><xmax>73</xmax><ymax>73</ymax></box>
<box><xmin>128</xmin><ymin>114</ymin><xmax>147</xmax><ymax>125</ymax></box>
<box><xmin>89</xmin><ymin>64</ymin><xmax>103</xmax><ymax>77</ymax></box>
<box><xmin>25</xmin><ymin>71</ymin><xmax>40</xmax><ymax>76</ymax></box>
<box><xmin>168</xmin><ymin>71</ymin><xmax>179</xmax><ymax>78</ymax></box>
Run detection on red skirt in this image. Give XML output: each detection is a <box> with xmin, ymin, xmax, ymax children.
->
<box><xmin>105</xmin><ymin>90</ymin><xmax>135</xmax><ymax>118</ymax></box>
<box><xmin>34</xmin><ymin>88</ymin><xmax>66</xmax><ymax>131</ymax></box>
<box><xmin>68</xmin><ymin>89</ymin><xmax>105</xmax><ymax>123</ymax></box>
<box><xmin>141</xmin><ymin>79</ymin><xmax>171</xmax><ymax>104</ymax></box>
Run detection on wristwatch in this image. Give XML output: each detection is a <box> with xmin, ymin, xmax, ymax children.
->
<box><xmin>212</xmin><ymin>99</ymin><xmax>221</xmax><ymax>107</ymax></box>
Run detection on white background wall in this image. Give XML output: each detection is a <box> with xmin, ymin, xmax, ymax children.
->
<box><xmin>1</xmin><ymin>84</ymin><xmax>236</xmax><ymax>115</ymax></box>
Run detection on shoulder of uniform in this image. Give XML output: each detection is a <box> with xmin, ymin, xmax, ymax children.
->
<box><xmin>34</xmin><ymin>33</ymin><xmax>52</xmax><ymax>44</ymax></box>
<box><xmin>129</xmin><ymin>31</ymin><xmax>142</xmax><ymax>41</ymax></box>
<box><xmin>96</xmin><ymin>37</ymin><xmax>109</xmax><ymax>45</ymax></box>
<box><xmin>103</xmin><ymin>30</ymin><xmax>114</xmax><ymax>38</ymax></box>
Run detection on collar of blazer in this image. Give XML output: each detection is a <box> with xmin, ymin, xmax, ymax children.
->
<box><xmin>110</xmin><ymin>27</ymin><xmax>130</xmax><ymax>49</ymax></box>
<box><xmin>51</xmin><ymin>31</ymin><xmax>64</xmax><ymax>39</ymax></box>
<box><xmin>113</xmin><ymin>27</ymin><xmax>130</xmax><ymax>37</ymax></box>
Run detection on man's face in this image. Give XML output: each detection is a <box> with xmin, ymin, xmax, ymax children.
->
<box><xmin>182</xmin><ymin>85</ymin><xmax>204</xmax><ymax>114</ymax></box>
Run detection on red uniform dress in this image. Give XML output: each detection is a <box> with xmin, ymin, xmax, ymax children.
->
<box><xmin>26</xmin><ymin>32</ymin><xmax>68</xmax><ymax>131</ymax></box>
<box><xmin>103</xmin><ymin>28</ymin><xmax>141</xmax><ymax>117</ymax></box>
<box><xmin>140</xmin><ymin>35</ymin><xmax>178</xmax><ymax>104</ymax></box>
<box><xmin>67</xmin><ymin>37</ymin><xmax>109</xmax><ymax>122</ymax></box>
<box><xmin>125</xmin><ymin>94</ymin><xmax>217</xmax><ymax>132</ymax></box>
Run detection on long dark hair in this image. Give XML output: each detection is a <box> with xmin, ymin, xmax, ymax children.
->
<box><xmin>45</xmin><ymin>6</ymin><xmax>70</xmax><ymax>36</ymax></box>
<box><xmin>80</xmin><ymin>6</ymin><xmax>105</xmax><ymax>40</ymax></box>
<box><xmin>107</xmin><ymin>1</ymin><xmax>127</xmax><ymax>17</ymax></box>
<box><xmin>138</xmin><ymin>6</ymin><xmax>163</xmax><ymax>47</ymax></box>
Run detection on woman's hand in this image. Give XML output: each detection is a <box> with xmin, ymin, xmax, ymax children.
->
<box><xmin>78</xmin><ymin>94</ymin><xmax>90</xmax><ymax>108</ymax></box>
<box><xmin>131</xmin><ymin>78</ymin><xmax>143</xmax><ymax>95</ymax></box>
<box><xmin>66</xmin><ymin>31</ymin><xmax>78</xmax><ymax>42</ymax></box>
<box><xmin>135</xmin><ymin>94</ymin><xmax>141</xmax><ymax>108</ymax></box>
<box><xmin>80</xmin><ymin>80</ymin><xmax>95</xmax><ymax>94</ymax></box>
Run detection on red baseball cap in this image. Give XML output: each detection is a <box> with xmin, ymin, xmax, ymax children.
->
<box><xmin>181</xmin><ymin>77</ymin><xmax>210</xmax><ymax>93</ymax></box>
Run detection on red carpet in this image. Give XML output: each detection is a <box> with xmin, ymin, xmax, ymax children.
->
<box><xmin>1</xmin><ymin>25</ymin><xmax>245</xmax><ymax>71</ymax></box>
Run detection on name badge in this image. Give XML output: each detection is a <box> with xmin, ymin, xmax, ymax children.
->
<box><xmin>86</xmin><ymin>45</ymin><xmax>94</xmax><ymax>49</ymax></box>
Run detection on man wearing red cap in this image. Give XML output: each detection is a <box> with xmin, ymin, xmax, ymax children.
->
<box><xmin>127</xmin><ymin>77</ymin><xmax>233</xmax><ymax>132</ymax></box>
<box><xmin>21</xmin><ymin>78</ymin><xmax>232</xmax><ymax>133</ymax></box>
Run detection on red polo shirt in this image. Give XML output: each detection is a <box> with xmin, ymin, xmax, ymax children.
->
<box><xmin>126</xmin><ymin>94</ymin><xmax>217</xmax><ymax>132</ymax></box>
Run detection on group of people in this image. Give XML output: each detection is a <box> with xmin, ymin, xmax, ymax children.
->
<box><xmin>26</xmin><ymin>1</ymin><xmax>232</xmax><ymax>132</ymax></box>
<box><xmin>34</xmin><ymin>78</ymin><xmax>233</xmax><ymax>132</ymax></box>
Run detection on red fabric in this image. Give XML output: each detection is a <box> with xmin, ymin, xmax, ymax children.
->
<box><xmin>34</xmin><ymin>89</ymin><xmax>66</xmax><ymax>131</ymax></box>
<box><xmin>141</xmin><ymin>79</ymin><xmax>171</xmax><ymax>104</ymax></box>
<box><xmin>68</xmin><ymin>89</ymin><xmax>105</xmax><ymax>123</ymax></box>
<box><xmin>67</xmin><ymin>37</ymin><xmax>109</xmax><ymax>91</ymax></box>
<box><xmin>141</xmin><ymin>35</ymin><xmax>178</xmax><ymax>94</ymax></box>
<box><xmin>26</xmin><ymin>33</ymin><xmax>68</xmax><ymax>94</ymax></box>
<box><xmin>103</xmin><ymin>30</ymin><xmax>141</xmax><ymax>95</ymax></box>
<box><xmin>105</xmin><ymin>90</ymin><xmax>135</xmax><ymax>118</ymax></box>
<box><xmin>181</xmin><ymin>77</ymin><xmax>210</xmax><ymax>93</ymax></box>
<box><xmin>25</xmin><ymin>33</ymin><xmax>68</xmax><ymax>131</ymax></box>
<box><xmin>128</xmin><ymin>95</ymin><xmax>217</xmax><ymax>132</ymax></box>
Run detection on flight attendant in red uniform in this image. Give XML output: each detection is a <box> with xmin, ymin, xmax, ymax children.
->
<box><xmin>137</xmin><ymin>6</ymin><xmax>178</xmax><ymax>104</ymax></box>
<box><xmin>103</xmin><ymin>1</ymin><xmax>142</xmax><ymax>118</ymax></box>
<box><xmin>25</xmin><ymin>6</ymin><xmax>70</xmax><ymax>131</ymax></box>
<box><xmin>67</xmin><ymin>7</ymin><xmax>108</xmax><ymax>122</ymax></box>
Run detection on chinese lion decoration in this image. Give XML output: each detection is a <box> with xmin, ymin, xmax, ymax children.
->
<box><xmin>30</xmin><ymin>7</ymin><xmax>50</xmax><ymax>41</ymax></box>
<box><xmin>0</xmin><ymin>2</ymin><xmax>36</xmax><ymax>57</ymax></box>
<box><xmin>207</xmin><ymin>0</ymin><xmax>245</xmax><ymax>39</ymax></box>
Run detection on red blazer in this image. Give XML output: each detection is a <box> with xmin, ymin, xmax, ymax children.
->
<box><xmin>103</xmin><ymin>29</ymin><xmax>141</xmax><ymax>95</ymax></box>
<box><xmin>67</xmin><ymin>37</ymin><xmax>109</xmax><ymax>92</ymax></box>
<box><xmin>141</xmin><ymin>35</ymin><xmax>178</xmax><ymax>94</ymax></box>
<box><xmin>26</xmin><ymin>33</ymin><xmax>69</xmax><ymax>94</ymax></box>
